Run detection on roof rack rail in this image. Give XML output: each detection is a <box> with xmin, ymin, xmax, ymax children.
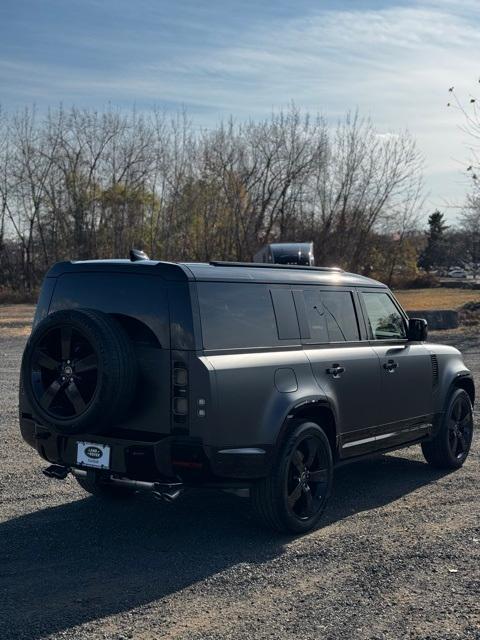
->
<box><xmin>209</xmin><ymin>261</ymin><xmax>344</xmax><ymax>273</ymax></box>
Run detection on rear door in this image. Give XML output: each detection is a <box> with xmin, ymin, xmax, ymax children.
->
<box><xmin>49</xmin><ymin>272</ymin><xmax>172</xmax><ymax>434</ymax></box>
<box><xmin>195</xmin><ymin>281</ymin><xmax>312</xmax><ymax>449</ymax></box>
<box><xmin>358</xmin><ymin>289</ymin><xmax>434</xmax><ymax>438</ymax></box>
<box><xmin>298</xmin><ymin>286</ymin><xmax>383</xmax><ymax>456</ymax></box>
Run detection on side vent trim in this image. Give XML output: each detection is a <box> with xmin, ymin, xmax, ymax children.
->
<box><xmin>430</xmin><ymin>354</ymin><xmax>439</xmax><ymax>387</ymax></box>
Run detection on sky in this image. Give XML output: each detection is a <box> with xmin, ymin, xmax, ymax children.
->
<box><xmin>1</xmin><ymin>0</ymin><xmax>479</xmax><ymax>223</ymax></box>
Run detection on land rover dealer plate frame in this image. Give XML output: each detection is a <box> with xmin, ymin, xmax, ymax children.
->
<box><xmin>76</xmin><ymin>442</ymin><xmax>111</xmax><ymax>469</ymax></box>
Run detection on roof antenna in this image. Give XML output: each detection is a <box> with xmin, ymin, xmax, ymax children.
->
<box><xmin>129</xmin><ymin>248</ymin><xmax>150</xmax><ymax>262</ymax></box>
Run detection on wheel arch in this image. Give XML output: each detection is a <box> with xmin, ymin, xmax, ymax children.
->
<box><xmin>451</xmin><ymin>374</ymin><xmax>475</xmax><ymax>406</ymax></box>
<box><xmin>276</xmin><ymin>399</ymin><xmax>339</xmax><ymax>461</ymax></box>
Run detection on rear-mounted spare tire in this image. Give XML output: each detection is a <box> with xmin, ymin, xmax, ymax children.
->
<box><xmin>22</xmin><ymin>309</ymin><xmax>137</xmax><ymax>434</ymax></box>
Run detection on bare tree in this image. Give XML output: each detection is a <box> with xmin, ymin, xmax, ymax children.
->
<box><xmin>460</xmin><ymin>193</ymin><xmax>480</xmax><ymax>277</ymax></box>
<box><xmin>311</xmin><ymin>112</ymin><xmax>423</xmax><ymax>272</ymax></box>
<box><xmin>0</xmin><ymin>104</ymin><xmax>425</xmax><ymax>292</ymax></box>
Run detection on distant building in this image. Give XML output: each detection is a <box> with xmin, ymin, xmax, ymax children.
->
<box><xmin>253</xmin><ymin>242</ymin><xmax>315</xmax><ymax>266</ymax></box>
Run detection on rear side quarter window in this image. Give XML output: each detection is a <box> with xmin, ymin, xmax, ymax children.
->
<box><xmin>197</xmin><ymin>282</ymin><xmax>280</xmax><ymax>350</ymax></box>
<box><xmin>270</xmin><ymin>288</ymin><xmax>300</xmax><ymax>340</ymax></box>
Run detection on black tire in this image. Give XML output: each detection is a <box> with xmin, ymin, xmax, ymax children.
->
<box><xmin>422</xmin><ymin>388</ymin><xmax>474</xmax><ymax>469</ymax></box>
<box><xmin>75</xmin><ymin>475</ymin><xmax>134</xmax><ymax>499</ymax></box>
<box><xmin>251</xmin><ymin>421</ymin><xmax>333</xmax><ymax>534</ymax></box>
<box><xmin>22</xmin><ymin>308</ymin><xmax>137</xmax><ymax>434</ymax></box>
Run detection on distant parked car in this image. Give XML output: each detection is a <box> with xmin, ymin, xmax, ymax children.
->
<box><xmin>447</xmin><ymin>269</ymin><xmax>468</xmax><ymax>278</ymax></box>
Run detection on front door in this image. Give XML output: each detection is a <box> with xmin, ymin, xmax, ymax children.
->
<box><xmin>359</xmin><ymin>290</ymin><xmax>434</xmax><ymax>442</ymax></box>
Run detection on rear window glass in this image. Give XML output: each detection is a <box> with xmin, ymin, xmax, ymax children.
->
<box><xmin>50</xmin><ymin>273</ymin><xmax>170</xmax><ymax>347</ymax></box>
<box><xmin>197</xmin><ymin>282</ymin><xmax>279</xmax><ymax>350</ymax></box>
<box><xmin>303</xmin><ymin>288</ymin><xmax>359</xmax><ymax>342</ymax></box>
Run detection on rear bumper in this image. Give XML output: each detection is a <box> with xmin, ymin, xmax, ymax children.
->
<box><xmin>20</xmin><ymin>417</ymin><xmax>273</xmax><ymax>481</ymax></box>
<box><xmin>205</xmin><ymin>445</ymin><xmax>274</xmax><ymax>479</ymax></box>
<box><xmin>22</xmin><ymin>417</ymin><xmax>186</xmax><ymax>480</ymax></box>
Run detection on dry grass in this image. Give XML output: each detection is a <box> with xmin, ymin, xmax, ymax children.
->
<box><xmin>0</xmin><ymin>290</ymin><xmax>479</xmax><ymax>339</ymax></box>
<box><xmin>0</xmin><ymin>288</ymin><xmax>38</xmax><ymax>305</ymax></box>
<box><xmin>394</xmin><ymin>288</ymin><xmax>480</xmax><ymax>310</ymax></box>
<box><xmin>0</xmin><ymin>304</ymin><xmax>35</xmax><ymax>338</ymax></box>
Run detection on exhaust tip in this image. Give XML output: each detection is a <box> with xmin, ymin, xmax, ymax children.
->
<box><xmin>43</xmin><ymin>464</ymin><xmax>70</xmax><ymax>480</ymax></box>
<box><xmin>152</xmin><ymin>481</ymin><xmax>184</xmax><ymax>502</ymax></box>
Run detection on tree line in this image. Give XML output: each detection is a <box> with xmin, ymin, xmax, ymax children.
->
<box><xmin>0</xmin><ymin>105</ymin><xmax>426</xmax><ymax>292</ymax></box>
<box><xmin>419</xmin><ymin>209</ymin><xmax>480</xmax><ymax>277</ymax></box>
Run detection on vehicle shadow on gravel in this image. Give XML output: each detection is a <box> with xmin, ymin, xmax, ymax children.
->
<box><xmin>0</xmin><ymin>454</ymin><xmax>448</xmax><ymax>639</ymax></box>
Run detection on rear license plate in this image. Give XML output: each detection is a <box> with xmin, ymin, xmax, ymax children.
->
<box><xmin>76</xmin><ymin>441</ymin><xmax>111</xmax><ymax>469</ymax></box>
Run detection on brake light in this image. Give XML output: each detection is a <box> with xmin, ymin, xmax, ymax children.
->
<box><xmin>172</xmin><ymin>363</ymin><xmax>188</xmax><ymax>418</ymax></box>
<box><xmin>173</xmin><ymin>367</ymin><xmax>188</xmax><ymax>387</ymax></box>
<box><xmin>173</xmin><ymin>397</ymin><xmax>188</xmax><ymax>415</ymax></box>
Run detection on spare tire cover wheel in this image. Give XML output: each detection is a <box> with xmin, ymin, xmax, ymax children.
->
<box><xmin>22</xmin><ymin>309</ymin><xmax>137</xmax><ymax>434</ymax></box>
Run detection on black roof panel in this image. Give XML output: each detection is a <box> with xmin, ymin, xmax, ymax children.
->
<box><xmin>182</xmin><ymin>262</ymin><xmax>385</xmax><ymax>287</ymax></box>
<box><xmin>47</xmin><ymin>259</ymin><xmax>385</xmax><ymax>288</ymax></box>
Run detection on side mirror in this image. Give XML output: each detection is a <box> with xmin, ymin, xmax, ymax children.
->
<box><xmin>408</xmin><ymin>317</ymin><xmax>428</xmax><ymax>342</ymax></box>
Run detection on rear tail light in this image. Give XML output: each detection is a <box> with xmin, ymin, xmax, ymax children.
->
<box><xmin>173</xmin><ymin>367</ymin><xmax>188</xmax><ymax>387</ymax></box>
<box><xmin>172</xmin><ymin>363</ymin><xmax>188</xmax><ymax>419</ymax></box>
<box><xmin>173</xmin><ymin>397</ymin><xmax>188</xmax><ymax>415</ymax></box>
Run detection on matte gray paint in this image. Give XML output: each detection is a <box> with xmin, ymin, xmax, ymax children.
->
<box><xmin>304</xmin><ymin>344</ymin><xmax>381</xmax><ymax>433</ymax></box>
<box><xmin>202</xmin><ymin>349</ymin><xmax>315</xmax><ymax>448</ymax></box>
<box><xmin>425</xmin><ymin>343</ymin><xmax>472</xmax><ymax>414</ymax></box>
<box><xmin>274</xmin><ymin>368</ymin><xmax>298</xmax><ymax>393</ymax></box>
<box><xmin>20</xmin><ymin>259</ymin><xmax>475</xmax><ymax>481</ymax></box>
<box><xmin>370</xmin><ymin>343</ymin><xmax>434</xmax><ymax>424</ymax></box>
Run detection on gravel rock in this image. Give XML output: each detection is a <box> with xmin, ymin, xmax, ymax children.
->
<box><xmin>0</xmin><ymin>314</ymin><xmax>479</xmax><ymax>640</ymax></box>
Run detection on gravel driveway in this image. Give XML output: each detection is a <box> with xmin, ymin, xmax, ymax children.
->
<box><xmin>0</xmin><ymin>310</ymin><xmax>479</xmax><ymax>640</ymax></box>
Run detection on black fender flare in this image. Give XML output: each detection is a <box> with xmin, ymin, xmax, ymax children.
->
<box><xmin>273</xmin><ymin>395</ymin><xmax>339</xmax><ymax>457</ymax></box>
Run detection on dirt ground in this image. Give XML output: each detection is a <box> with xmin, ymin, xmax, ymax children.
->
<box><xmin>0</xmin><ymin>304</ymin><xmax>36</xmax><ymax>337</ymax></box>
<box><xmin>0</xmin><ymin>305</ymin><xmax>479</xmax><ymax>640</ymax></box>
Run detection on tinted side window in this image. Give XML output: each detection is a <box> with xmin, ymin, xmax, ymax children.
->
<box><xmin>270</xmin><ymin>288</ymin><xmax>300</xmax><ymax>340</ymax></box>
<box><xmin>303</xmin><ymin>289</ymin><xmax>329</xmax><ymax>342</ymax></box>
<box><xmin>197</xmin><ymin>282</ymin><xmax>279</xmax><ymax>349</ymax></box>
<box><xmin>361</xmin><ymin>292</ymin><xmax>406</xmax><ymax>340</ymax></box>
<box><xmin>321</xmin><ymin>290</ymin><xmax>359</xmax><ymax>341</ymax></box>
<box><xmin>303</xmin><ymin>289</ymin><xmax>359</xmax><ymax>342</ymax></box>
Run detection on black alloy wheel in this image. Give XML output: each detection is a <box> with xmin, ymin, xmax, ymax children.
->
<box><xmin>446</xmin><ymin>391</ymin><xmax>474</xmax><ymax>461</ymax></box>
<box><xmin>422</xmin><ymin>388</ymin><xmax>474</xmax><ymax>469</ymax></box>
<box><xmin>22</xmin><ymin>308</ymin><xmax>137</xmax><ymax>434</ymax></box>
<box><xmin>286</xmin><ymin>434</ymin><xmax>330</xmax><ymax>521</ymax></box>
<box><xmin>31</xmin><ymin>325</ymin><xmax>98</xmax><ymax>419</ymax></box>
<box><xmin>252</xmin><ymin>421</ymin><xmax>333</xmax><ymax>533</ymax></box>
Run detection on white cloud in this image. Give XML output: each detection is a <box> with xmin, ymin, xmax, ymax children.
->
<box><xmin>174</xmin><ymin>1</ymin><xmax>480</xmax><ymax>218</ymax></box>
<box><xmin>1</xmin><ymin>0</ymin><xmax>479</xmax><ymax>220</ymax></box>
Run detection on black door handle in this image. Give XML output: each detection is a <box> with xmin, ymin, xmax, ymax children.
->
<box><xmin>326</xmin><ymin>364</ymin><xmax>345</xmax><ymax>378</ymax></box>
<box><xmin>383</xmin><ymin>359</ymin><xmax>398</xmax><ymax>373</ymax></box>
